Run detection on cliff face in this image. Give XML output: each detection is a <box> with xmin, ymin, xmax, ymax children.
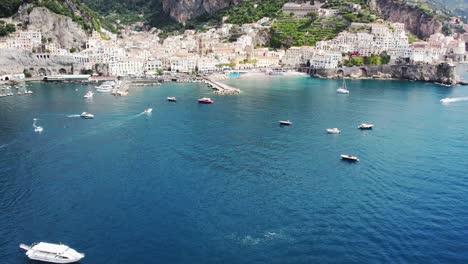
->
<box><xmin>162</xmin><ymin>0</ymin><xmax>245</xmax><ymax>24</ymax></box>
<box><xmin>310</xmin><ymin>63</ymin><xmax>459</xmax><ymax>85</ymax></box>
<box><xmin>16</xmin><ymin>6</ymin><xmax>88</xmax><ymax>49</ymax></box>
<box><xmin>369</xmin><ymin>0</ymin><xmax>442</xmax><ymax>39</ymax></box>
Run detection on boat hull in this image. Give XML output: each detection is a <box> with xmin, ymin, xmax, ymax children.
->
<box><xmin>27</xmin><ymin>255</ymin><xmax>84</xmax><ymax>264</ymax></box>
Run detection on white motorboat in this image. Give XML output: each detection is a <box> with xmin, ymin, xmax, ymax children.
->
<box><xmin>25</xmin><ymin>90</ymin><xmax>34</xmax><ymax>94</ymax></box>
<box><xmin>20</xmin><ymin>242</ymin><xmax>85</xmax><ymax>263</ymax></box>
<box><xmin>95</xmin><ymin>81</ymin><xmax>115</xmax><ymax>92</ymax></box>
<box><xmin>198</xmin><ymin>97</ymin><xmax>214</xmax><ymax>104</ymax></box>
<box><xmin>337</xmin><ymin>78</ymin><xmax>349</xmax><ymax>94</ymax></box>
<box><xmin>167</xmin><ymin>97</ymin><xmax>177</xmax><ymax>102</ymax></box>
<box><xmin>341</xmin><ymin>154</ymin><xmax>359</xmax><ymax>162</ymax></box>
<box><xmin>279</xmin><ymin>120</ymin><xmax>293</xmax><ymax>126</ymax></box>
<box><xmin>358</xmin><ymin>123</ymin><xmax>374</xmax><ymax>129</ymax></box>
<box><xmin>144</xmin><ymin>108</ymin><xmax>153</xmax><ymax>114</ymax></box>
<box><xmin>80</xmin><ymin>112</ymin><xmax>94</xmax><ymax>119</ymax></box>
<box><xmin>34</xmin><ymin>126</ymin><xmax>44</xmax><ymax>133</ymax></box>
<box><xmin>326</xmin><ymin>128</ymin><xmax>341</xmax><ymax>134</ymax></box>
<box><xmin>83</xmin><ymin>91</ymin><xmax>94</xmax><ymax>98</ymax></box>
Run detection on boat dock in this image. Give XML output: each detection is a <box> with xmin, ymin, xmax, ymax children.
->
<box><xmin>203</xmin><ymin>77</ymin><xmax>240</xmax><ymax>95</ymax></box>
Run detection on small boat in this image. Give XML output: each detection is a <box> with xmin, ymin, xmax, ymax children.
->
<box><xmin>358</xmin><ymin>123</ymin><xmax>374</xmax><ymax>129</ymax></box>
<box><xmin>25</xmin><ymin>90</ymin><xmax>34</xmax><ymax>94</ymax></box>
<box><xmin>20</xmin><ymin>242</ymin><xmax>85</xmax><ymax>263</ymax></box>
<box><xmin>34</xmin><ymin>126</ymin><xmax>43</xmax><ymax>133</ymax></box>
<box><xmin>326</xmin><ymin>128</ymin><xmax>341</xmax><ymax>134</ymax></box>
<box><xmin>167</xmin><ymin>97</ymin><xmax>177</xmax><ymax>102</ymax></box>
<box><xmin>83</xmin><ymin>91</ymin><xmax>93</xmax><ymax>98</ymax></box>
<box><xmin>279</xmin><ymin>120</ymin><xmax>293</xmax><ymax>126</ymax></box>
<box><xmin>95</xmin><ymin>81</ymin><xmax>115</xmax><ymax>92</ymax></box>
<box><xmin>341</xmin><ymin>154</ymin><xmax>359</xmax><ymax>162</ymax></box>
<box><xmin>80</xmin><ymin>112</ymin><xmax>94</xmax><ymax>119</ymax></box>
<box><xmin>144</xmin><ymin>108</ymin><xmax>153</xmax><ymax>114</ymax></box>
<box><xmin>198</xmin><ymin>97</ymin><xmax>214</xmax><ymax>104</ymax></box>
<box><xmin>17</xmin><ymin>92</ymin><xmax>22</xmax><ymax>95</ymax></box>
<box><xmin>337</xmin><ymin>78</ymin><xmax>349</xmax><ymax>94</ymax></box>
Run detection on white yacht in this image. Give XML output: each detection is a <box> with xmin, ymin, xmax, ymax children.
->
<box><xmin>358</xmin><ymin>123</ymin><xmax>374</xmax><ymax>129</ymax></box>
<box><xmin>336</xmin><ymin>78</ymin><xmax>349</xmax><ymax>94</ymax></box>
<box><xmin>341</xmin><ymin>154</ymin><xmax>359</xmax><ymax>162</ymax></box>
<box><xmin>144</xmin><ymin>108</ymin><xmax>153</xmax><ymax>114</ymax></box>
<box><xmin>326</xmin><ymin>128</ymin><xmax>341</xmax><ymax>134</ymax></box>
<box><xmin>80</xmin><ymin>112</ymin><xmax>94</xmax><ymax>119</ymax></box>
<box><xmin>279</xmin><ymin>120</ymin><xmax>293</xmax><ymax>126</ymax></box>
<box><xmin>95</xmin><ymin>81</ymin><xmax>115</xmax><ymax>92</ymax></box>
<box><xmin>83</xmin><ymin>91</ymin><xmax>94</xmax><ymax>98</ymax></box>
<box><xmin>20</xmin><ymin>242</ymin><xmax>85</xmax><ymax>263</ymax></box>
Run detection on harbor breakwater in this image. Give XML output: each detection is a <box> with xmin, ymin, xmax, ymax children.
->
<box><xmin>305</xmin><ymin>62</ymin><xmax>459</xmax><ymax>86</ymax></box>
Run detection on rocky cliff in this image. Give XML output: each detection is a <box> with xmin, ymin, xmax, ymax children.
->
<box><xmin>309</xmin><ymin>63</ymin><xmax>459</xmax><ymax>85</ymax></box>
<box><xmin>16</xmin><ymin>6</ymin><xmax>88</xmax><ymax>49</ymax></box>
<box><xmin>369</xmin><ymin>0</ymin><xmax>443</xmax><ymax>39</ymax></box>
<box><xmin>0</xmin><ymin>49</ymin><xmax>76</xmax><ymax>76</ymax></box>
<box><xmin>162</xmin><ymin>0</ymin><xmax>245</xmax><ymax>24</ymax></box>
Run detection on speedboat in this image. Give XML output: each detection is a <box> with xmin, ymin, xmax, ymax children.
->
<box><xmin>198</xmin><ymin>98</ymin><xmax>214</xmax><ymax>104</ymax></box>
<box><xmin>34</xmin><ymin>126</ymin><xmax>44</xmax><ymax>133</ymax></box>
<box><xmin>358</xmin><ymin>123</ymin><xmax>374</xmax><ymax>129</ymax></box>
<box><xmin>167</xmin><ymin>97</ymin><xmax>177</xmax><ymax>102</ymax></box>
<box><xmin>341</xmin><ymin>154</ymin><xmax>359</xmax><ymax>162</ymax></box>
<box><xmin>20</xmin><ymin>242</ymin><xmax>85</xmax><ymax>263</ymax></box>
<box><xmin>83</xmin><ymin>91</ymin><xmax>93</xmax><ymax>98</ymax></box>
<box><xmin>279</xmin><ymin>120</ymin><xmax>293</xmax><ymax>126</ymax></box>
<box><xmin>326</xmin><ymin>128</ymin><xmax>341</xmax><ymax>134</ymax></box>
<box><xmin>80</xmin><ymin>112</ymin><xmax>94</xmax><ymax>119</ymax></box>
<box><xmin>144</xmin><ymin>108</ymin><xmax>153</xmax><ymax>114</ymax></box>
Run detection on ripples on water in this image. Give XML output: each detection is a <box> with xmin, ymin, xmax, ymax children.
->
<box><xmin>1</xmin><ymin>79</ymin><xmax>468</xmax><ymax>263</ymax></box>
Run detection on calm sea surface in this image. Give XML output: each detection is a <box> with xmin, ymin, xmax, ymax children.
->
<box><xmin>1</xmin><ymin>76</ymin><xmax>468</xmax><ymax>263</ymax></box>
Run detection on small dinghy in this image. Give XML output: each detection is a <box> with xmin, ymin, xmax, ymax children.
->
<box><xmin>167</xmin><ymin>97</ymin><xmax>177</xmax><ymax>102</ymax></box>
<box><xmin>144</xmin><ymin>108</ymin><xmax>153</xmax><ymax>114</ymax></box>
<box><xmin>20</xmin><ymin>242</ymin><xmax>85</xmax><ymax>263</ymax></box>
<box><xmin>341</xmin><ymin>154</ymin><xmax>359</xmax><ymax>162</ymax></box>
<box><xmin>326</xmin><ymin>128</ymin><xmax>341</xmax><ymax>134</ymax></box>
<box><xmin>80</xmin><ymin>112</ymin><xmax>94</xmax><ymax>119</ymax></box>
<box><xmin>279</xmin><ymin>120</ymin><xmax>293</xmax><ymax>126</ymax></box>
<box><xmin>358</xmin><ymin>123</ymin><xmax>373</xmax><ymax>129</ymax></box>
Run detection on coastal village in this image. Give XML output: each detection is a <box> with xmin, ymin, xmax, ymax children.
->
<box><xmin>0</xmin><ymin>1</ymin><xmax>467</xmax><ymax>85</ymax></box>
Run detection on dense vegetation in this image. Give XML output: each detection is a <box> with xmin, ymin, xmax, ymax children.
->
<box><xmin>270</xmin><ymin>15</ymin><xmax>348</xmax><ymax>48</ymax></box>
<box><xmin>0</xmin><ymin>20</ymin><xmax>16</xmax><ymax>36</ymax></box>
<box><xmin>0</xmin><ymin>0</ymin><xmax>22</xmax><ymax>17</ymax></box>
<box><xmin>343</xmin><ymin>52</ymin><xmax>391</xmax><ymax>66</ymax></box>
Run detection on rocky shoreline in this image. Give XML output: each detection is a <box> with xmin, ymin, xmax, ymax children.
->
<box><xmin>305</xmin><ymin>62</ymin><xmax>461</xmax><ymax>86</ymax></box>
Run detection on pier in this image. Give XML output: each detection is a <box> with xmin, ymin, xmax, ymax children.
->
<box><xmin>203</xmin><ymin>77</ymin><xmax>240</xmax><ymax>95</ymax></box>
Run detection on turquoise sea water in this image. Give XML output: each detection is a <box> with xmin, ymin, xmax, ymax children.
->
<box><xmin>1</xmin><ymin>77</ymin><xmax>468</xmax><ymax>263</ymax></box>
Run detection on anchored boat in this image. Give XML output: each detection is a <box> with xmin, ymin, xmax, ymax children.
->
<box><xmin>279</xmin><ymin>120</ymin><xmax>293</xmax><ymax>126</ymax></box>
<box><xmin>198</xmin><ymin>98</ymin><xmax>214</xmax><ymax>104</ymax></box>
<box><xmin>326</xmin><ymin>128</ymin><xmax>341</xmax><ymax>134</ymax></box>
<box><xmin>19</xmin><ymin>242</ymin><xmax>85</xmax><ymax>263</ymax></box>
<box><xmin>341</xmin><ymin>154</ymin><xmax>359</xmax><ymax>162</ymax></box>
<box><xmin>358</xmin><ymin>123</ymin><xmax>374</xmax><ymax>129</ymax></box>
<box><xmin>167</xmin><ymin>97</ymin><xmax>177</xmax><ymax>102</ymax></box>
<box><xmin>337</xmin><ymin>78</ymin><xmax>349</xmax><ymax>94</ymax></box>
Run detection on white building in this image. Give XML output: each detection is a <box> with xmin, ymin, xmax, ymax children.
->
<box><xmin>309</xmin><ymin>52</ymin><xmax>342</xmax><ymax>69</ymax></box>
<box><xmin>109</xmin><ymin>60</ymin><xmax>145</xmax><ymax>76</ymax></box>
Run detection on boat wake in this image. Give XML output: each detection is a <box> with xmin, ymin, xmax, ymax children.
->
<box><xmin>67</xmin><ymin>114</ymin><xmax>81</xmax><ymax>118</ymax></box>
<box><xmin>440</xmin><ymin>97</ymin><xmax>468</xmax><ymax>104</ymax></box>
<box><xmin>32</xmin><ymin>118</ymin><xmax>43</xmax><ymax>133</ymax></box>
